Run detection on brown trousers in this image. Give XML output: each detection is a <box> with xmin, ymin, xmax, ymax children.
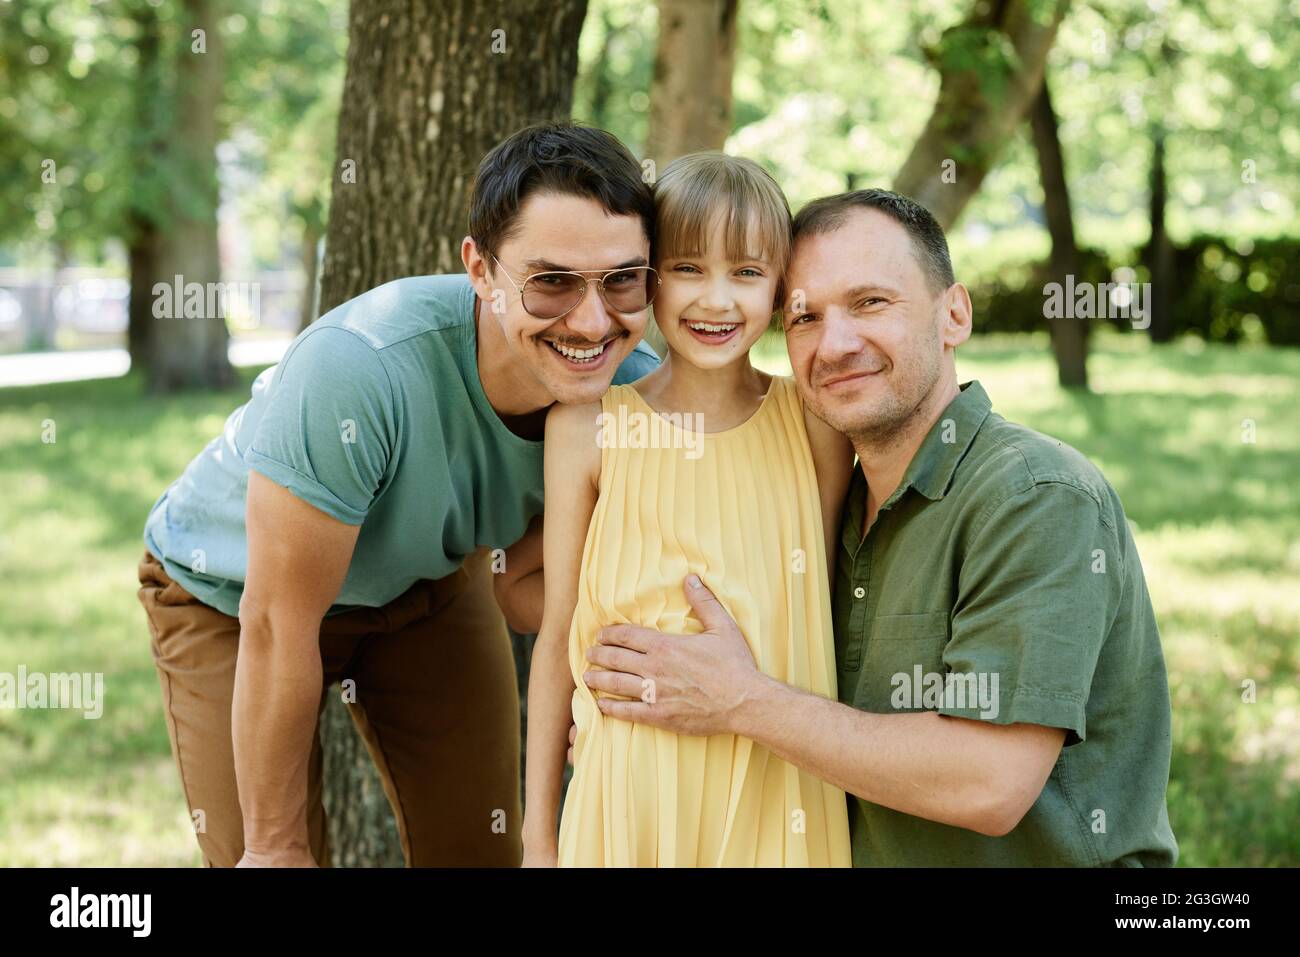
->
<box><xmin>137</xmin><ymin>548</ymin><xmax>522</xmax><ymax>867</ymax></box>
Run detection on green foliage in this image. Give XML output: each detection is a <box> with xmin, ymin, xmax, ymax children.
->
<box><xmin>221</xmin><ymin>0</ymin><xmax>349</xmax><ymax>265</ymax></box>
<box><xmin>572</xmin><ymin>0</ymin><xmax>657</xmax><ymax>153</ymax></box>
<box><xmin>0</xmin><ymin>0</ymin><xmax>346</xmax><ymax>268</ymax></box>
<box><xmin>965</xmin><ymin>235</ymin><xmax>1300</xmax><ymax>344</ymax></box>
<box><xmin>935</xmin><ymin>24</ymin><xmax>1017</xmax><ymax>106</ymax></box>
<box><xmin>5</xmin><ymin>0</ymin><xmax>1295</xmax><ymax>279</ymax></box>
<box><xmin>966</xmin><ymin>245</ymin><xmax>1113</xmax><ymax>334</ymax></box>
<box><xmin>1175</xmin><ymin>237</ymin><xmax>1300</xmax><ymax>346</ymax></box>
<box><xmin>1007</xmin><ymin>0</ymin><xmax>1299</xmax><ymax>250</ymax></box>
<box><xmin>0</xmin><ymin>0</ymin><xmax>144</xmax><ymax>257</ymax></box>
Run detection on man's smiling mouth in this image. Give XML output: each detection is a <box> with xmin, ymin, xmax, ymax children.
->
<box><xmin>822</xmin><ymin>368</ymin><xmax>883</xmax><ymax>388</ymax></box>
<box><xmin>543</xmin><ymin>336</ymin><xmax>619</xmax><ymax>364</ymax></box>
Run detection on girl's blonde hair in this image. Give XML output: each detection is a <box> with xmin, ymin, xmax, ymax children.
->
<box><xmin>652</xmin><ymin>152</ymin><xmax>792</xmax><ymax>277</ymax></box>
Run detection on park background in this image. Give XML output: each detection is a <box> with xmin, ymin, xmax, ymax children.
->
<box><xmin>0</xmin><ymin>0</ymin><xmax>1296</xmax><ymax>866</ymax></box>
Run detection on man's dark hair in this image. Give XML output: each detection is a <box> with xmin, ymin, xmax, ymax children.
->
<box><xmin>792</xmin><ymin>188</ymin><xmax>955</xmax><ymax>296</ymax></box>
<box><xmin>468</xmin><ymin>122</ymin><xmax>654</xmax><ymax>266</ymax></box>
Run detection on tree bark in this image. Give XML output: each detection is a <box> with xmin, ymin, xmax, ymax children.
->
<box><xmin>298</xmin><ymin>220</ymin><xmax>322</xmax><ymax>331</ymax></box>
<box><xmin>587</xmin><ymin>6</ymin><xmax>616</xmax><ymax>130</ymax></box>
<box><xmin>893</xmin><ymin>0</ymin><xmax>1070</xmax><ymax>230</ymax></box>
<box><xmin>640</xmin><ymin>0</ymin><xmax>739</xmax><ymax>356</ymax></box>
<box><xmin>319</xmin><ymin>0</ymin><xmax>589</xmax><ymax>313</ymax></box>
<box><xmin>127</xmin><ymin>214</ymin><xmax>159</xmax><ymax>373</ymax></box>
<box><xmin>148</xmin><ymin>0</ymin><xmax>233</xmax><ymax>392</ymax></box>
<box><xmin>319</xmin><ymin>695</ymin><xmax>404</xmax><ymax>867</ymax></box>
<box><xmin>1028</xmin><ymin>73</ymin><xmax>1088</xmax><ymax>389</ymax></box>
<box><xmin>1144</xmin><ymin>126</ymin><xmax>1175</xmax><ymax>343</ymax></box>
<box><xmin>317</xmin><ymin>0</ymin><xmax>589</xmax><ymax>867</ymax></box>
<box><xmin>643</xmin><ymin>0</ymin><xmax>738</xmax><ymax>167</ymax></box>
<box><xmin>126</xmin><ymin>1</ymin><xmax>163</xmax><ymax>375</ymax></box>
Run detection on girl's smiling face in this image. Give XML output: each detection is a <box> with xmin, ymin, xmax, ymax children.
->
<box><xmin>653</xmin><ymin>218</ymin><xmax>779</xmax><ymax>370</ymax></box>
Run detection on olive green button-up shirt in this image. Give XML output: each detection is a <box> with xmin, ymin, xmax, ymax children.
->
<box><xmin>834</xmin><ymin>380</ymin><xmax>1178</xmax><ymax>866</ymax></box>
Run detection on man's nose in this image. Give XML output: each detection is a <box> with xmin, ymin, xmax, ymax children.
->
<box><xmin>563</xmin><ymin>281</ymin><xmax>614</xmax><ymax>340</ymax></box>
<box><xmin>816</xmin><ymin>308</ymin><xmax>865</xmax><ymax>362</ymax></box>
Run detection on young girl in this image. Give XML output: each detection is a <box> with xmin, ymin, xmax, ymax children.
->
<box><xmin>523</xmin><ymin>153</ymin><xmax>854</xmax><ymax>867</ymax></box>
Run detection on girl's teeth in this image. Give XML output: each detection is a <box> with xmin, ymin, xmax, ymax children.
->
<box><xmin>687</xmin><ymin>321</ymin><xmax>738</xmax><ymax>333</ymax></box>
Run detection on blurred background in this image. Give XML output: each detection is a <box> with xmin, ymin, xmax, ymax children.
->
<box><xmin>0</xmin><ymin>0</ymin><xmax>1296</xmax><ymax>866</ymax></box>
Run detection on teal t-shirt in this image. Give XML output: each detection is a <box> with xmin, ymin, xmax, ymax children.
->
<box><xmin>143</xmin><ymin>273</ymin><xmax>659</xmax><ymax>617</ymax></box>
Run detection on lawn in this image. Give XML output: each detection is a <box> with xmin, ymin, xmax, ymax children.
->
<box><xmin>1</xmin><ymin>331</ymin><xmax>1296</xmax><ymax>866</ymax></box>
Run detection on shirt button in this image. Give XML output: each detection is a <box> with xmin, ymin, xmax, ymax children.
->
<box><xmin>853</xmin><ymin>586</ymin><xmax>865</xmax><ymax>599</ymax></box>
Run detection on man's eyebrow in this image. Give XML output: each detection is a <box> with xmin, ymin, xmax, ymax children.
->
<box><xmin>844</xmin><ymin>283</ymin><xmax>902</xmax><ymax>300</ymax></box>
<box><xmin>523</xmin><ymin>256</ymin><xmax>648</xmax><ymax>273</ymax></box>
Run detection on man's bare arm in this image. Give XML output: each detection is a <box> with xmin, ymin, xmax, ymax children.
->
<box><xmin>233</xmin><ymin>470</ymin><xmax>360</xmax><ymax>866</ymax></box>
<box><xmin>736</xmin><ymin>676</ymin><xmax>1065</xmax><ymax>836</ymax></box>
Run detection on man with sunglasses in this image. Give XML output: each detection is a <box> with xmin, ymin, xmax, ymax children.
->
<box><xmin>136</xmin><ymin>123</ymin><xmax>660</xmax><ymax>868</ymax></box>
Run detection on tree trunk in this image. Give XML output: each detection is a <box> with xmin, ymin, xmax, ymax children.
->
<box><xmin>148</xmin><ymin>0</ymin><xmax>233</xmax><ymax>392</ymax></box>
<box><xmin>127</xmin><ymin>1</ymin><xmax>164</xmax><ymax>376</ymax></box>
<box><xmin>319</xmin><ymin>695</ymin><xmax>404</xmax><ymax>867</ymax></box>
<box><xmin>317</xmin><ymin>0</ymin><xmax>589</xmax><ymax>867</ymax></box>
<box><xmin>1144</xmin><ymin>127</ymin><xmax>1175</xmax><ymax>343</ymax></box>
<box><xmin>587</xmin><ymin>6</ymin><xmax>616</xmax><ymax>130</ymax></box>
<box><xmin>1028</xmin><ymin>73</ymin><xmax>1088</xmax><ymax>390</ymax></box>
<box><xmin>319</xmin><ymin>0</ymin><xmax>589</xmax><ymax>313</ymax></box>
<box><xmin>298</xmin><ymin>221</ymin><xmax>322</xmax><ymax>331</ymax></box>
<box><xmin>643</xmin><ymin>0</ymin><xmax>738</xmax><ymax>167</ymax></box>
<box><xmin>640</xmin><ymin>0</ymin><xmax>739</xmax><ymax>356</ymax></box>
<box><xmin>29</xmin><ymin>246</ymin><xmax>64</xmax><ymax>352</ymax></box>
<box><xmin>893</xmin><ymin>0</ymin><xmax>1070</xmax><ymax>229</ymax></box>
<box><xmin>127</xmin><ymin>213</ymin><xmax>160</xmax><ymax>372</ymax></box>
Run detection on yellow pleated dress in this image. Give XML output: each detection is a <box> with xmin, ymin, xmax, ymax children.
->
<box><xmin>557</xmin><ymin>374</ymin><xmax>852</xmax><ymax>867</ymax></box>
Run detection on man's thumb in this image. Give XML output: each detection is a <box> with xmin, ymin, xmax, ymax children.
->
<box><xmin>683</xmin><ymin>574</ymin><xmax>732</xmax><ymax>632</ymax></box>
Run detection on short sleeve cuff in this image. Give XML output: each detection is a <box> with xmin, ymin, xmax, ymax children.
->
<box><xmin>246</xmin><ymin>450</ymin><xmax>368</xmax><ymax>525</ymax></box>
<box><xmin>937</xmin><ymin>684</ymin><xmax>1087</xmax><ymax>744</ymax></box>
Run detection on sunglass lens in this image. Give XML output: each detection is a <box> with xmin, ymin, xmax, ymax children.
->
<box><xmin>522</xmin><ymin>273</ymin><xmax>585</xmax><ymax>319</ymax></box>
<box><xmin>602</xmin><ymin>268</ymin><xmax>654</xmax><ymax>314</ymax></box>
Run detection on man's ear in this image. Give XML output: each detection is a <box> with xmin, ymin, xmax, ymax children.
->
<box><xmin>941</xmin><ymin>282</ymin><xmax>973</xmax><ymax>349</ymax></box>
<box><xmin>462</xmin><ymin>236</ymin><xmax>492</xmax><ymax>301</ymax></box>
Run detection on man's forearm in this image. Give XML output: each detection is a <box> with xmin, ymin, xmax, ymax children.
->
<box><xmin>231</xmin><ymin>617</ymin><xmax>324</xmax><ymax>857</ymax></box>
<box><xmin>733</xmin><ymin>675</ymin><xmax>1030</xmax><ymax>836</ymax></box>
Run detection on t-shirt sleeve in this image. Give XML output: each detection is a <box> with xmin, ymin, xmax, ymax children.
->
<box><xmin>940</xmin><ymin>481</ymin><xmax>1123</xmax><ymax>744</ymax></box>
<box><xmin>611</xmin><ymin>340</ymin><xmax>661</xmax><ymax>384</ymax></box>
<box><xmin>245</xmin><ymin>326</ymin><xmax>396</xmax><ymax>525</ymax></box>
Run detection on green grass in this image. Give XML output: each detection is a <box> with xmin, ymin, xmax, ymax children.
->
<box><xmin>2</xmin><ymin>331</ymin><xmax>1297</xmax><ymax>866</ymax></box>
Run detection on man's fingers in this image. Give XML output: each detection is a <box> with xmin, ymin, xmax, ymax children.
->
<box><xmin>682</xmin><ymin>574</ymin><xmax>735</xmax><ymax>633</ymax></box>
<box><xmin>585</xmin><ymin>642</ymin><xmax>649</xmax><ymax>676</ymax></box>
<box><xmin>596</xmin><ymin>696</ymin><xmax>665</xmax><ymax>727</ymax></box>
<box><xmin>566</xmin><ymin>723</ymin><xmax>576</xmax><ymax>766</ymax></box>
<box><xmin>596</xmin><ymin>622</ymin><xmax>660</xmax><ymax>653</ymax></box>
<box><xmin>582</xmin><ymin>668</ymin><xmax>648</xmax><ymax>699</ymax></box>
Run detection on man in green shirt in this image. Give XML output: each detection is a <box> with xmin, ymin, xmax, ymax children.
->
<box><xmin>137</xmin><ymin>124</ymin><xmax>659</xmax><ymax>868</ymax></box>
<box><xmin>585</xmin><ymin>189</ymin><xmax>1178</xmax><ymax>866</ymax></box>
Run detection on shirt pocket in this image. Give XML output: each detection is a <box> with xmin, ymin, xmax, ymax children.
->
<box><xmin>854</xmin><ymin>611</ymin><xmax>951</xmax><ymax>712</ymax></box>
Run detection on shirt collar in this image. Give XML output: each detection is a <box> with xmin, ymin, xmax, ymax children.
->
<box><xmin>842</xmin><ymin>381</ymin><xmax>992</xmax><ymax>551</ymax></box>
<box><xmin>900</xmin><ymin>379</ymin><xmax>992</xmax><ymax>502</ymax></box>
